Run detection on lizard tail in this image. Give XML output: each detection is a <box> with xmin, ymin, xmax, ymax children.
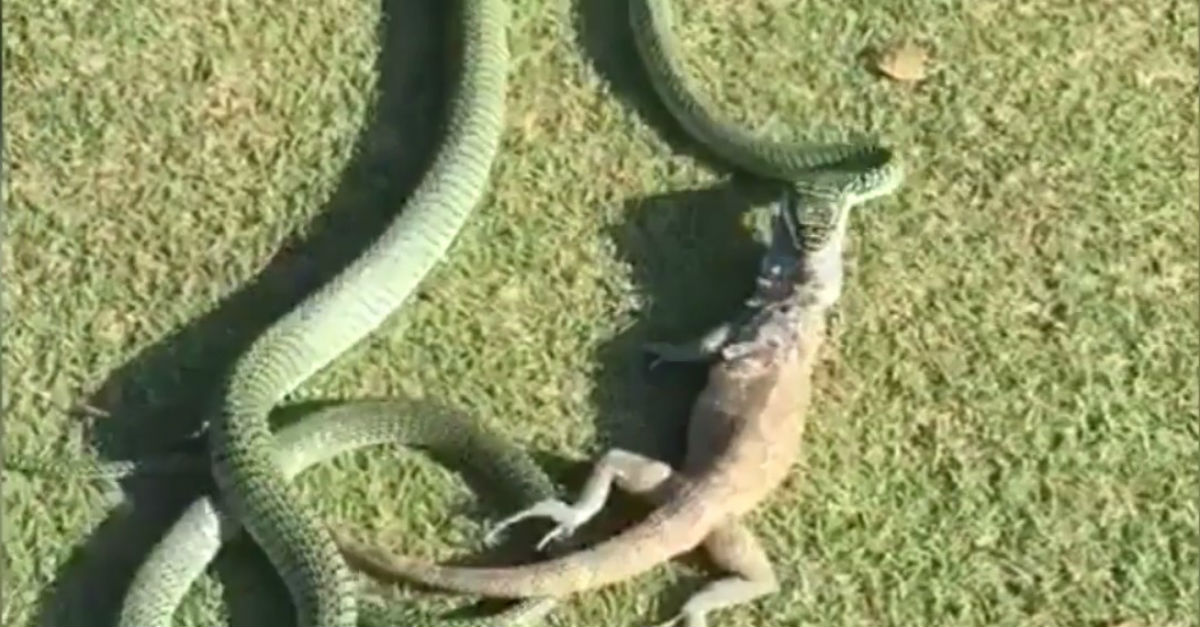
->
<box><xmin>335</xmin><ymin>498</ymin><xmax>718</xmax><ymax>598</ymax></box>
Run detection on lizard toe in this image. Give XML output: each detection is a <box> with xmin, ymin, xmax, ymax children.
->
<box><xmin>534</xmin><ymin>522</ymin><xmax>578</xmax><ymax>551</ymax></box>
<box><xmin>485</xmin><ymin>498</ymin><xmax>576</xmax><ymax>545</ymax></box>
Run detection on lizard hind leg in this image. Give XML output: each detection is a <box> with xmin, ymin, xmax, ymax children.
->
<box><xmin>485</xmin><ymin>449</ymin><xmax>674</xmax><ymax>551</ymax></box>
<box><xmin>653</xmin><ymin>522</ymin><xmax>779</xmax><ymax>627</ymax></box>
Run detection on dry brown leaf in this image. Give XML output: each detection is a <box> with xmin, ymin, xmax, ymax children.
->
<box><xmin>877</xmin><ymin>42</ymin><xmax>929</xmax><ymax>82</ymax></box>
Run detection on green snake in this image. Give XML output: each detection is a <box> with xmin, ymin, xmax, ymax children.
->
<box><xmin>629</xmin><ymin>0</ymin><xmax>903</xmax><ymax>188</ymax></box>
<box><xmin>130</xmin><ymin>401</ymin><xmax>556</xmax><ymax>626</ymax></box>
<box><xmin>15</xmin><ymin>0</ymin><xmax>903</xmax><ymax>624</ymax></box>
<box><xmin>8</xmin><ymin>401</ymin><xmax>557</xmax><ymax>626</ymax></box>
<box><xmin>206</xmin><ymin>0</ymin><xmax>513</xmax><ymax>625</ymax></box>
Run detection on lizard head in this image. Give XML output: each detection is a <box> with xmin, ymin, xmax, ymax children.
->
<box><xmin>751</xmin><ymin>190</ymin><xmax>805</xmax><ymax>303</ymax></box>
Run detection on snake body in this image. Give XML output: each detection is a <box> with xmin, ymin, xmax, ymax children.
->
<box><xmin>630</xmin><ymin>0</ymin><xmax>901</xmax><ymax>185</ymax></box>
<box><xmin>113</xmin><ymin>400</ymin><xmax>556</xmax><ymax>627</ymax></box>
<box><xmin>7</xmin><ymin>400</ymin><xmax>556</xmax><ymax>626</ymax></box>
<box><xmin>205</xmin><ymin>0</ymin><xmax>511</xmax><ymax>625</ymax></box>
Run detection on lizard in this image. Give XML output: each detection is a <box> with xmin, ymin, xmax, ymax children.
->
<box><xmin>330</xmin><ymin>165</ymin><xmax>901</xmax><ymax>627</ymax></box>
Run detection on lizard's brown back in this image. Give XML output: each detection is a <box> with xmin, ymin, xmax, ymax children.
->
<box><xmin>679</xmin><ymin>309</ymin><xmax>825</xmax><ymax>509</ymax></box>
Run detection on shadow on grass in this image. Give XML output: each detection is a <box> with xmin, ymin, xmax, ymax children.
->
<box><xmin>590</xmin><ymin>182</ymin><xmax>765</xmax><ymax>463</ymax></box>
<box><xmin>33</xmin><ymin>0</ymin><xmax>458</xmax><ymax>625</ymax></box>
<box><xmin>572</xmin><ymin>180</ymin><xmax>769</xmax><ymax>625</ymax></box>
<box><xmin>570</xmin><ymin>0</ymin><xmax>773</xmax><ymax>474</ymax></box>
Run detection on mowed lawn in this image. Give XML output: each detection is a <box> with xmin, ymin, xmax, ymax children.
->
<box><xmin>3</xmin><ymin>0</ymin><xmax>1197</xmax><ymax>625</ymax></box>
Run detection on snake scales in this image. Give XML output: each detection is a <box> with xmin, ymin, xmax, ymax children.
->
<box><xmin>120</xmin><ymin>401</ymin><xmax>559</xmax><ymax>627</ymax></box>
<box><xmin>14</xmin><ymin>0</ymin><xmax>903</xmax><ymax>625</ymax></box>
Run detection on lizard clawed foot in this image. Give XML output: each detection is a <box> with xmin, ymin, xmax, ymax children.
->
<box><xmin>641</xmin><ymin>342</ymin><xmax>677</xmax><ymax>371</ymax></box>
<box><xmin>643</xmin><ymin>322</ymin><xmax>733</xmax><ymax>371</ymax></box>
<box><xmin>642</xmin><ymin>341</ymin><xmax>715</xmax><ymax>371</ymax></box>
<box><xmin>483</xmin><ymin>498</ymin><xmax>588</xmax><ymax>551</ymax></box>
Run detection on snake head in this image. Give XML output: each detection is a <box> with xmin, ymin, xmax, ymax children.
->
<box><xmin>785</xmin><ymin>160</ymin><xmax>906</xmax><ymax>250</ymax></box>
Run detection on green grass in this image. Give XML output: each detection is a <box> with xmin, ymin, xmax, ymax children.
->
<box><xmin>3</xmin><ymin>0</ymin><xmax>1197</xmax><ymax>625</ymax></box>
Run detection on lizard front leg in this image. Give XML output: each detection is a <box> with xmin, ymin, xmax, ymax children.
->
<box><xmin>653</xmin><ymin>521</ymin><xmax>779</xmax><ymax>627</ymax></box>
<box><xmin>486</xmin><ymin>449</ymin><xmax>676</xmax><ymax>550</ymax></box>
<box><xmin>643</xmin><ymin>322</ymin><xmax>734</xmax><ymax>368</ymax></box>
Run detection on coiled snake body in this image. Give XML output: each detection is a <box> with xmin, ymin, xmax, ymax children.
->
<box><xmin>208</xmin><ymin>0</ymin><xmax>511</xmax><ymax>625</ymax></box>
